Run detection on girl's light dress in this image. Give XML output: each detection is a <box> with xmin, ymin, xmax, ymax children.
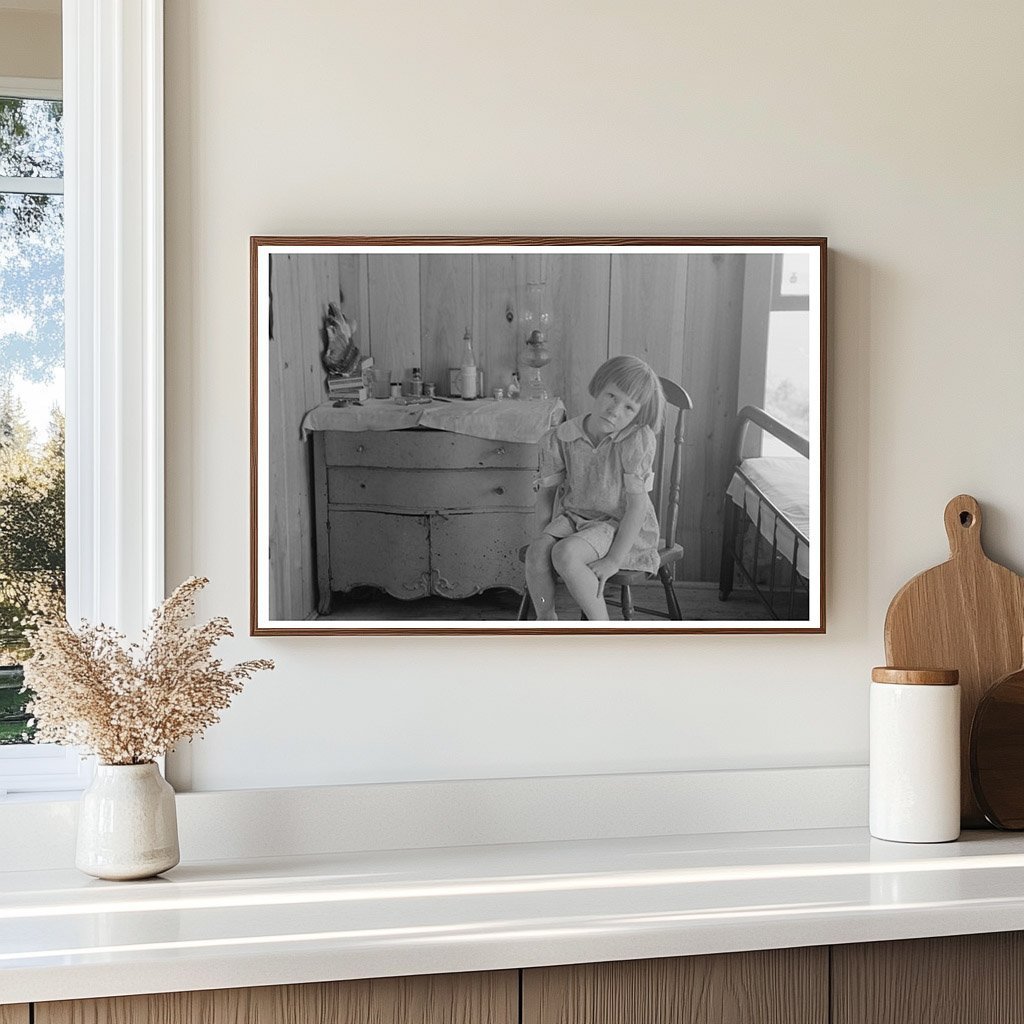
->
<box><xmin>538</xmin><ymin>415</ymin><xmax>660</xmax><ymax>575</ymax></box>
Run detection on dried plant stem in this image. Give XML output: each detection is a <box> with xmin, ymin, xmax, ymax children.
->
<box><xmin>23</xmin><ymin>577</ymin><xmax>273</xmax><ymax>765</ymax></box>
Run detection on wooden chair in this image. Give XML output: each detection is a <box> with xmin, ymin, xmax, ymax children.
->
<box><xmin>517</xmin><ymin>377</ymin><xmax>694</xmax><ymax>621</ymax></box>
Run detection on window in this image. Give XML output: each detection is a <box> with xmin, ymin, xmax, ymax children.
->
<box><xmin>0</xmin><ymin>87</ymin><xmax>65</xmax><ymax>716</ymax></box>
<box><xmin>762</xmin><ymin>253</ymin><xmax>811</xmax><ymax>456</ymax></box>
<box><xmin>0</xmin><ymin>79</ymin><xmax>86</xmax><ymax>797</ymax></box>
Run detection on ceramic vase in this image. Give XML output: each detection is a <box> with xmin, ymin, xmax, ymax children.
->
<box><xmin>76</xmin><ymin>762</ymin><xmax>180</xmax><ymax>880</ymax></box>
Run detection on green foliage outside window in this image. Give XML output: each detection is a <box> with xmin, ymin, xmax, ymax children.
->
<box><xmin>0</xmin><ymin>665</ymin><xmax>29</xmax><ymax>743</ymax></box>
<box><xmin>0</xmin><ymin>95</ymin><xmax>65</xmax><ymax>744</ymax></box>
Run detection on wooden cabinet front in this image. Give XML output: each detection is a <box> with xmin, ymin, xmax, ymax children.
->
<box><xmin>522</xmin><ymin>949</ymin><xmax>828</xmax><ymax>1024</ymax></box>
<box><xmin>832</xmin><ymin>932</ymin><xmax>1024</xmax><ymax>1024</ymax></box>
<box><xmin>36</xmin><ymin>972</ymin><xmax>518</xmax><ymax>1024</ymax></box>
<box><xmin>19</xmin><ymin>932</ymin><xmax>1024</xmax><ymax>1024</ymax></box>
<box><xmin>314</xmin><ymin>429</ymin><xmax>537</xmax><ymax>611</ymax></box>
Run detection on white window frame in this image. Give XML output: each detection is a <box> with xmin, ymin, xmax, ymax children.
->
<box><xmin>770</xmin><ymin>253</ymin><xmax>811</xmax><ymax>313</ymax></box>
<box><xmin>0</xmin><ymin>0</ymin><xmax>164</xmax><ymax>799</ymax></box>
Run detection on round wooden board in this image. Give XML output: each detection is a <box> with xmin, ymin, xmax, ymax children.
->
<box><xmin>971</xmin><ymin>664</ymin><xmax>1024</xmax><ymax>829</ymax></box>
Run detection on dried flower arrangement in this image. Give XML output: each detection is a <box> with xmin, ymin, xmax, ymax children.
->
<box><xmin>22</xmin><ymin>577</ymin><xmax>273</xmax><ymax>765</ymax></box>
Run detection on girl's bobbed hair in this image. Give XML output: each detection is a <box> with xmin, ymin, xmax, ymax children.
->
<box><xmin>588</xmin><ymin>355</ymin><xmax>666</xmax><ymax>432</ymax></box>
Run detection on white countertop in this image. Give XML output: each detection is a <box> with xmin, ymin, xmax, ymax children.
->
<box><xmin>6</xmin><ymin>826</ymin><xmax>1024</xmax><ymax>1004</ymax></box>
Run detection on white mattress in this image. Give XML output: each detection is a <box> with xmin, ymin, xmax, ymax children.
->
<box><xmin>726</xmin><ymin>456</ymin><xmax>810</xmax><ymax>578</ymax></box>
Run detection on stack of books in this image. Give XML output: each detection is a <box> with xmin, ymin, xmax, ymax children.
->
<box><xmin>326</xmin><ymin>373</ymin><xmax>367</xmax><ymax>403</ymax></box>
<box><xmin>326</xmin><ymin>356</ymin><xmax>374</xmax><ymax>403</ymax></box>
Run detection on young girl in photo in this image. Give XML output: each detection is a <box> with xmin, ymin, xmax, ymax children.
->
<box><xmin>526</xmin><ymin>355</ymin><xmax>665</xmax><ymax>621</ymax></box>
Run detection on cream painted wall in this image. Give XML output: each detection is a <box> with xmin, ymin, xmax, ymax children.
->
<box><xmin>0</xmin><ymin>9</ymin><xmax>60</xmax><ymax>80</ymax></box>
<box><xmin>164</xmin><ymin>0</ymin><xmax>1024</xmax><ymax>791</ymax></box>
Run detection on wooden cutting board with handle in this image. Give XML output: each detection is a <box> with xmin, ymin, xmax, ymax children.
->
<box><xmin>884</xmin><ymin>494</ymin><xmax>1024</xmax><ymax>827</ymax></box>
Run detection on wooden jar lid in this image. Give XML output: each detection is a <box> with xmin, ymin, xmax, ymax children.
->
<box><xmin>871</xmin><ymin>667</ymin><xmax>960</xmax><ymax>686</ymax></box>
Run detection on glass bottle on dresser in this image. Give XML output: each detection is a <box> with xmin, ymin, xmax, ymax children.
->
<box><xmin>460</xmin><ymin>328</ymin><xmax>478</xmax><ymax>400</ymax></box>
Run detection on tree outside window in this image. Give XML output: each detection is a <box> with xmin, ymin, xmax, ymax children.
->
<box><xmin>0</xmin><ymin>94</ymin><xmax>65</xmax><ymax>744</ymax></box>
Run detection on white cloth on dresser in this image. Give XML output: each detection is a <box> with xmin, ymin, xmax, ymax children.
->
<box><xmin>301</xmin><ymin>397</ymin><xmax>565</xmax><ymax>444</ymax></box>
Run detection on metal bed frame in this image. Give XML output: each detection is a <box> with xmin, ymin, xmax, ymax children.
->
<box><xmin>718</xmin><ymin>406</ymin><xmax>810</xmax><ymax>621</ymax></box>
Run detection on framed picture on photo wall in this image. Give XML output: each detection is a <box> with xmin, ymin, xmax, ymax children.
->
<box><xmin>250</xmin><ymin>236</ymin><xmax>826</xmax><ymax>635</ymax></box>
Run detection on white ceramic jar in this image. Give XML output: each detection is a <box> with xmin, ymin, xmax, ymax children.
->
<box><xmin>870</xmin><ymin>667</ymin><xmax>960</xmax><ymax>843</ymax></box>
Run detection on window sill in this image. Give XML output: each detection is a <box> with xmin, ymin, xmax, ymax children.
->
<box><xmin>0</xmin><ymin>789</ymin><xmax>86</xmax><ymax>804</ymax></box>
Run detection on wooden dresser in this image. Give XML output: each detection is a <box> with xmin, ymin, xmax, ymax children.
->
<box><xmin>311</xmin><ymin>428</ymin><xmax>538</xmax><ymax>613</ymax></box>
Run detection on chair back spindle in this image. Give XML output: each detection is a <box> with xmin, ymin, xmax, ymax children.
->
<box><xmin>657</xmin><ymin>377</ymin><xmax>693</xmax><ymax>551</ymax></box>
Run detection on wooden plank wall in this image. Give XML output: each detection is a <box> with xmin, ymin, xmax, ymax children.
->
<box><xmin>680</xmin><ymin>254</ymin><xmax>747</xmax><ymax>580</ymax></box>
<box><xmin>268</xmin><ymin>254</ymin><xmax>344</xmax><ymax>621</ymax></box>
<box><xmin>267</xmin><ymin>253</ymin><xmax>753</xmax><ymax>618</ymax></box>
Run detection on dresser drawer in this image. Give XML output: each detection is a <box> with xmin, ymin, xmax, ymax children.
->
<box><xmin>328</xmin><ymin>467</ymin><xmax>535</xmax><ymax>511</ymax></box>
<box><xmin>328</xmin><ymin>511</ymin><xmax>431</xmax><ymax>597</ymax></box>
<box><xmin>325</xmin><ymin>430</ymin><xmax>538</xmax><ymax>470</ymax></box>
<box><xmin>431</xmin><ymin>512</ymin><xmax>532</xmax><ymax>597</ymax></box>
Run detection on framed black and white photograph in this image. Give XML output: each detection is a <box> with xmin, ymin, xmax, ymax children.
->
<box><xmin>250</xmin><ymin>237</ymin><xmax>826</xmax><ymax>635</ymax></box>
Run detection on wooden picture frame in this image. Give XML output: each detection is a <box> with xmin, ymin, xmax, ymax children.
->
<box><xmin>251</xmin><ymin>237</ymin><xmax>826</xmax><ymax>635</ymax></box>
